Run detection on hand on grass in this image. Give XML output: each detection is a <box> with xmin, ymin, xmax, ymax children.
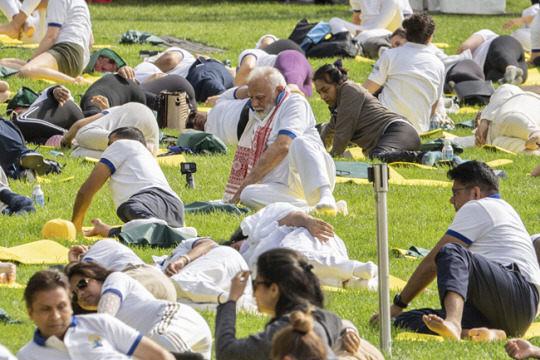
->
<box><xmin>370</xmin><ymin>304</ymin><xmax>404</xmax><ymax>325</ymax></box>
<box><xmin>505</xmin><ymin>339</ymin><xmax>540</xmax><ymax>359</ymax></box>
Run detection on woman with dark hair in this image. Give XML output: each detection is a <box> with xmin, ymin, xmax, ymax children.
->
<box><xmin>215</xmin><ymin>248</ymin><xmax>383</xmax><ymax>360</ymax></box>
<box><xmin>65</xmin><ymin>261</ymin><xmax>212</xmax><ymax>359</ymax></box>
<box><xmin>314</xmin><ymin>62</ymin><xmax>421</xmax><ymax>162</ymax></box>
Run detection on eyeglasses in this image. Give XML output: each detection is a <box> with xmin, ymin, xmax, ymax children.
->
<box><xmin>252</xmin><ymin>279</ymin><xmax>270</xmax><ymax>290</ymax></box>
<box><xmin>451</xmin><ymin>187</ymin><xmax>471</xmax><ymax>197</ymax></box>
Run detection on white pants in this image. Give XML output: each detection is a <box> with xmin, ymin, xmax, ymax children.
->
<box><xmin>329</xmin><ymin>17</ymin><xmax>393</xmax><ymax>44</ymax></box>
<box><xmin>240</xmin><ymin>136</ymin><xmax>336</xmax><ymax>210</ymax></box>
<box><xmin>149</xmin><ymin>303</ymin><xmax>213</xmax><ymax>360</ymax></box>
<box><xmin>0</xmin><ymin>167</ymin><xmax>9</xmax><ymax>213</ymax></box>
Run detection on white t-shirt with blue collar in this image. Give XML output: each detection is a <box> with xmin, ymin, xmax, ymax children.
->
<box><xmin>17</xmin><ymin>314</ymin><xmax>142</xmax><ymax>360</ymax></box>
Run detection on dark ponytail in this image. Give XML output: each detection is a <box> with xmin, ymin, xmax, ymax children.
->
<box><xmin>313</xmin><ymin>59</ymin><xmax>348</xmax><ymax>85</ymax></box>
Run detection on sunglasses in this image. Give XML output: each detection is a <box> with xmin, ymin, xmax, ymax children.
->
<box><xmin>75</xmin><ymin>278</ymin><xmax>89</xmax><ymax>292</ymax></box>
<box><xmin>252</xmin><ymin>279</ymin><xmax>270</xmax><ymax>290</ymax></box>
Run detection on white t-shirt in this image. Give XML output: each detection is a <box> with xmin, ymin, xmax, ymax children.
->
<box><xmin>205</xmin><ymin>87</ymin><xmax>248</xmax><ymax>144</ymax></box>
<box><xmin>446</xmin><ymin>195</ymin><xmax>540</xmax><ymax>292</ymax></box>
<box><xmin>46</xmin><ymin>0</ymin><xmax>92</xmax><ymax>66</ymax></box>
<box><xmin>82</xmin><ymin>103</ymin><xmax>159</xmax><ymax>157</ymax></box>
<box><xmin>253</xmin><ymin>93</ymin><xmax>322</xmax><ymax>185</ymax></box>
<box><xmin>368</xmin><ymin>42</ymin><xmax>445</xmax><ymax>133</ymax></box>
<box><xmin>158</xmin><ymin>238</ymin><xmax>252</xmax><ymax>302</ymax></box>
<box><xmin>0</xmin><ymin>344</ymin><xmax>16</xmax><ymax>360</ymax></box>
<box><xmin>17</xmin><ymin>314</ymin><xmax>142</xmax><ymax>360</ymax></box>
<box><xmin>161</xmin><ymin>47</ymin><xmax>196</xmax><ymax>78</ymax></box>
<box><xmin>531</xmin><ymin>12</ymin><xmax>540</xmax><ymax>53</ymax></box>
<box><xmin>471</xmin><ymin>29</ymin><xmax>499</xmax><ymax>68</ymax></box>
<box><xmin>100</xmin><ymin>272</ymin><xmax>170</xmax><ymax>335</ymax></box>
<box><xmin>134</xmin><ymin>47</ymin><xmax>195</xmax><ymax>83</ymax></box>
<box><xmin>83</xmin><ymin>239</ymin><xmax>144</xmax><ymax>271</ymax></box>
<box><xmin>349</xmin><ymin>0</ymin><xmax>412</xmax><ymax>29</ymax></box>
<box><xmin>238</xmin><ymin>49</ymin><xmax>277</xmax><ymax>68</ymax></box>
<box><xmin>133</xmin><ymin>61</ymin><xmax>162</xmax><ymax>84</ymax></box>
<box><xmin>99</xmin><ymin>139</ymin><xmax>178</xmax><ymax>208</ymax></box>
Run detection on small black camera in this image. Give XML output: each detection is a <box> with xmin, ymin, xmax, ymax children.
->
<box><xmin>181</xmin><ymin>162</ymin><xmax>197</xmax><ymax>188</ymax></box>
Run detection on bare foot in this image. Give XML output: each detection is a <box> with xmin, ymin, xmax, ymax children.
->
<box><xmin>0</xmin><ymin>263</ymin><xmax>16</xmax><ymax>283</ymax></box>
<box><xmin>468</xmin><ymin>327</ymin><xmax>506</xmax><ymax>342</ymax></box>
<box><xmin>83</xmin><ymin>218</ymin><xmax>113</xmax><ymax>237</ymax></box>
<box><xmin>422</xmin><ymin>314</ymin><xmax>461</xmax><ymax>340</ymax></box>
<box><xmin>0</xmin><ymin>91</ymin><xmax>10</xmax><ymax>103</ymax></box>
<box><xmin>0</xmin><ymin>22</ymin><xmax>22</xmax><ymax>40</ymax></box>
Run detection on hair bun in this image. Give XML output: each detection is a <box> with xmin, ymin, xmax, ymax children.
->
<box><xmin>290</xmin><ymin>310</ymin><xmax>314</xmax><ymax>334</ymax></box>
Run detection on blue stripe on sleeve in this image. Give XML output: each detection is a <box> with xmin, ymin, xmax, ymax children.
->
<box><xmin>127</xmin><ymin>333</ymin><xmax>143</xmax><ymax>356</ymax></box>
<box><xmin>278</xmin><ymin>129</ymin><xmax>297</xmax><ymax>139</ymax></box>
<box><xmin>48</xmin><ymin>22</ymin><xmax>62</xmax><ymax>28</ymax></box>
<box><xmin>99</xmin><ymin>158</ymin><xmax>116</xmax><ymax>175</ymax></box>
<box><xmin>101</xmin><ymin>110</ymin><xmax>109</xmax><ymax>115</ymax></box>
<box><xmin>102</xmin><ymin>289</ymin><xmax>123</xmax><ymax>302</ymax></box>
<box><xmin>240</xmin><ymin>53</ymin><xmax>258</xmax><ymax>64</ymax></box>
<box><xmin>445</xmin><ymin>230</ymin><xmax>472</xmax><ymax>246</ymax></box>
<box><xmin>233</xmin><ymin>85</ymin><xmax>247</xmax><ymax>99</ymax></box>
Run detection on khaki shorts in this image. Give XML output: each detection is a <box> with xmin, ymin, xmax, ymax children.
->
<box><xmin>47</xmin><ymin>42</ymin><xmax>84</xmax><ymax>78</ymax></box>
<box><xmin>122</xmin><ymin>263</ymin><xmax>177</xmax><ymax>302</ymax></box>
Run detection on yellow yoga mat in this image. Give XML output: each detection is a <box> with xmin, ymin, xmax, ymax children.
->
<box><xmin>524</xmin><ymin>322</ymin><xmax>540</xmax><ymax>339</ymax></box>
<box><xmin>321</xmin><ymin>275</ymin><xmax>407</xmax><ymax>293</ymax></box>
<box><xmin>82</xmin><ymin>227</ymin><xmax>121</xmax><ymax>242</ymax></box>
<box><xmin>354</xmin><ymin>55</ymin><xmax>375</xmax><ymax>63</ymax></box>
<box><xmin>156</xmin><ymin>149</ymin><xmax>187</xmax><ymax>166</ymax></box>
<box><xmin>197</xmin><ymin>106</ymin><xmax>212</xmax><ymax>113</ymax></box>
<box><xmin>420</xmin><ymin>128</ymin><xmax>443</xmax><ymax>138</ymax></box>
<box><xmin>432</xmin><ymin>42</ymin><xmax>450</xmax><ymax>49</ymax></box>
<box><xmin>457</xmin><ymin>107</ymin><xmax>479</xmax><ymax>115</ymax></box>
<box><xmin>0</xmin><ymin>240</ymin><xmax>68</xmax><ymax>264</ymax></box>
<box><xmin>486</xmin><ymin>159</ymin><xmax>513</xmax><ymax>167</ymax></box>
<box><xmin>336</xmin><ymin>170</ymin><xmax>452</xmax><ymax>188</ymax></box>
<box><xmin>388</xmin><ymin>162</ymin><xmax>436</xmax><ymax>170</ymax></box>
<box><xmin>481</xmin><ymin>144</ymin><xmax>516</xmax><ymax>155</ymax></box>
<box><xmin>0</xmin><ymin>282</ymin><xmax>25</xmax><ymax>289</ymax></box>
<box><xmin>524</xmin><ymin>67</ymin><xmax>540</xmax><ymax>86</ymax></box>
<box><xmin>37</xmin><ymin>176</ymin><xmax>75</xmax><ymax>184</ymax></box>
<box><xmin>84</xmin><ymin>157</ymin><xmax>99</xmax><ymax>163</ymax></box>
<box><xmin>343</xmin><ymin>147</ymin><xmax>365</xmax><ymax>160</ymax></box>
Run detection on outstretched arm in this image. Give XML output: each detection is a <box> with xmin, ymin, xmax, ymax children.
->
<box><xmin>71</xmin><ymin>163</ymin><xmax>111</xmax><ymax>232</ymax></box>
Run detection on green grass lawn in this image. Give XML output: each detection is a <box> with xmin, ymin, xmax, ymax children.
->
<box><xmin>1</xmin><ymin>0</ymin><xmax>539</xmax><ymax>358</ymax></box>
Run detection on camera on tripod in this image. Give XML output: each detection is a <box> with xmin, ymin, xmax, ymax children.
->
<box><xmin>181</xmin><ymin>162</ymin><xmax>197</xmax><ymax>188</ymax></box>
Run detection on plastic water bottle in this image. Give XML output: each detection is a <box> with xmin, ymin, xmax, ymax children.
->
<box><xmin>429</xmin><ymin>115</ymin><xmax>440</xmax><ymax>131</ymax></box>
<box><xmin>32</xmin><ymin>185</ymin><xmax>45</xmax><ymax>207</ymax></box>
<box><xmin>442</xmin><ymin>139</ymin><xmax>454</xmax><ymax>160</ymax></box>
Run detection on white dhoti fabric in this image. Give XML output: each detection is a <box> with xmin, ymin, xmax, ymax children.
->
<box><xmin>240</xmin><ymin>136</ymin><xmax>336</xmax><ymax>211</ymax></box>
<box><xmin>240</xmin><ymin>203</ymin><xmax>374</xmax><ymax>287</ymax></box>
<box><xmin>483</xmin><ymin>84</ymin><xmax>540</xmax><ymax>153</ymax></box>
<box><xmin>0</xmin><ymin>167</ymin><xmax>9</xmax><ymax>213</ymax></box>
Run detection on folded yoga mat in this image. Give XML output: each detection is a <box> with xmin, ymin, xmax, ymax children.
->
<box><xmin>524</xmin><ymin>67</ymin><xmax>540</xmax><ymax>86</ymax></box>
<box><xmin>0</xmin><ymin>240</ymin><xmax>68</xmax><ymax>264</ymax></box>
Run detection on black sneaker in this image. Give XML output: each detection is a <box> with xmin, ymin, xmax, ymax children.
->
<box><xmin>20</xmin><ymin>153</ymin><xmax>50</xmax><ymax>175</ymax></box>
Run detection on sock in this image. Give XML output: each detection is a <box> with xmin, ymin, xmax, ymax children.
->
<box><xmin>353</xmin><ymin>261</ymin><xmax>377</xmax><ymax>279</ymax></box>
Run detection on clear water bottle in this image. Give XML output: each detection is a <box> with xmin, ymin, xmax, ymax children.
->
<box><xmin>442</xmin><ymin>139</ymin><xmax>454</xmax><ymax>160</ymax></box>
<box><xmin>429</xmin><ymin>115</ymin><xmax>440</xmax><ymax>131</ymax></box>
<box><xmin>32</xmin><ymin>185</ymin><xmax>45</xmax><ymax>207</ymax></box>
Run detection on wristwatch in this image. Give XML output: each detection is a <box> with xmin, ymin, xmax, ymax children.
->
<box><xmin>393</xmin><ymin>293</ymin><xmax>408</xmax><ymax>309</ymax></box>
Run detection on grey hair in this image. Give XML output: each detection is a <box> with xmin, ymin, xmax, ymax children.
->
<box><xmin>247</xmin><ymin>66</ymin><xmax>286</xmax><ymax>91</ymax></box>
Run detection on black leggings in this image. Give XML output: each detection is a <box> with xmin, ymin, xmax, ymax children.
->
<box><xmin>80</xmin><ymin>74</ymin><xmax>146</xmax><ymax>117</ymax></box>
<box><xmin>14</xmin><ymin>96</ymin><xmax>84</xmax><ymax>144</ymax></box>
<box><xmin>262</xmin><ymin>39</ymin><xmax>304</xmax><ymax>55</ymax></box>
<box><xmin>139</xmin><ymin>74</ymin><xmax>197</xmax><ymax>112</ymax></box>
<box><xmin>369</xmin><ymin>121</ymin><xmax>422</xmax><ymax>162</ymax></box>
<box><xmin>484</xmin><ymin>35</ymin><xmax>528</xmax><ymax>83</ymax></box>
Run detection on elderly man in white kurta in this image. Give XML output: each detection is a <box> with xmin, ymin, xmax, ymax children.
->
<box><xmin>475</xmin><ymin>84</ymin><xmax>540</xmax><ymax>154</ymax></box>
<box><xmin>223</xmin><ymin>67</ymin><xmax>337</xmax><ymax>213</ymax></box>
